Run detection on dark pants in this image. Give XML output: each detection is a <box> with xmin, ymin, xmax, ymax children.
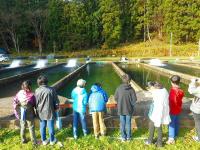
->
<box><xmin>40</xmin><ymin>120</ymin><xmax>55</xmax><ymax>142</ymax></box>
<box><xmin>193</xmin><ymin>112</ymin><xmax>200</xmax><ymax>139</ymax></box>
<box><xmin>120</xmin><ymin>115</ymin><xmax>132</xmax><ymax>140</ymax></box>
<box><xmin>147</xmin><ymin>120</ymin><xmax>162</xmax><ymax>146</ymax></box>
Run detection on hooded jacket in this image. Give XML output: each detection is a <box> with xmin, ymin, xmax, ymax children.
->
<box><xmin>188</xmin><ymin>81</ymin><xmax>200</xmax><ymax>114</ymax></box>
<box><xmin>149</xmin><ymin>88</ymin><xmax>171</xmax><ymax>127</ymax></box>
<box><xmin>88</xmin><ymin>85</ymin><xmax>108</xmax><ymax>112</ymax></box>
<box><xmin>114</xmin><ymin>83</ymin><xmax>137</xmax><ymax>115</ymax></box>
<box><xmin>71</xmin><ymin>86</ymin><xmax>88</xmax><ymax>113</ymax></box>
<box><xmin>13</xmin><ymin>90</ymin><xmax>36</xmax><ymax>120</ymax></box>
<box><xmin>169</xmin><ymin>86</ymin><xmax>184</xmax><ymax>115</ymax></box>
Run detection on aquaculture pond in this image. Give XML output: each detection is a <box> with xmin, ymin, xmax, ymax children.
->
<box><xmin>118</xmin><ymin>63</ymin><xmax>191</xmax><ymax>97</ymax></box>
<box><xmin>0</xmin><ymin>65</ymin><xmax>77</xmax><ymax>98</ymax></box>
<box><xmin>57</xmin><ymin>63</ymin><xmax>121</xmax><ymax>99</ymax></box>
<box><xmin>0</xmin><ymin>65</ymin><xmax>37</xmax><ymax>79</ymax></box>
<box><xmin>161</xmin><ymin>63</ymin><xmax>200</xmax><ymax>77</ymax></box>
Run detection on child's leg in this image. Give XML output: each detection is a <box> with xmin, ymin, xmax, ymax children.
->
<box><xmin>168</xmin><ymin>115</ymin><xmax>176</xmax><ymax>140</ymax></box>
<box><xmin>47</xmin><ymin>120</ymin><xmax>55</xmax><ymax>142</ymax></box>
<box><xmin>27</xmin><ymin>119</ymin><xmax>37</xmax><ymax>143</ymax></box>
<box><xmin>20</xmin><ymin>120</ymin><xmax>27</xmax><ymax>143</ymax></box>
<box><xmin>73</xmin><ymin>111</ymin><xmax>79</xmax><ymax>138</ymax></box>
<box><xmin>79</xmin><ymin>112</ymin><xmax>87</xmax><ymax>135</ymax></box>
<box><xmin>92</xmin><ymin>112</ymin><xmax>100</xmax><ymax>137</ymax></box>
<box><xmin>147</xmin><ymin>120</ymin><xmax>155</xmax><ymax>143</ymax></box>
<box><xmin>120</xmin><ymin>115</ymin><xmax>126</xmax><ymax>140</ymax></box>
<box><xmin>126</xmin><ymin>115</ymin><xmax>132</xmax><ymax>139</ymax></box>
<box><xmin>175</xmin><ymin>115</ymin><xmax>179</xmax><ymax>137</ymax></box>
<box><xmin>40</xmin><ymin>120</ymin><xmax>47</xmax><ymax>141</ymax></box>
<box><xmin>98</xmin><ymin>112</ymin><xmax>106</xmax><ymax>135</ymax></box>
<box><xmin>193</xmin><ymin>112</ymin><xmax>200</xmax><ymax>140</ymax></box>
<box><xmin>157</xmin><ymin>126</ymin><xmax>163</xmax><ymax>146</ymax></box>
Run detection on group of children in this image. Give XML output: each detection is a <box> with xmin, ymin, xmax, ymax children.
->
<box><xmin>12</xmin><ymin>74</ymin><xmax>200</xmax><ymax>147</ymax></box>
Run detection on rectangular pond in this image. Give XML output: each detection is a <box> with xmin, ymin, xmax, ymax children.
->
<box><xmin>0</xmin><ymin>65</ymin><xmax>78</xmax><ymax>98</ymax></box>
<box><xmin>57</xmin><ymin>63</ymin><xmax>122</xmax><ymax>99</ymax></box>
<box><xmin>118</xmin><ymin>63</ymin><xmax>191</xmax><ymax>97</ymax></box>
<box><xmin>161</xmin><ymin>63</ymin><xmax>200</xmax><ymax>77</ymax></box>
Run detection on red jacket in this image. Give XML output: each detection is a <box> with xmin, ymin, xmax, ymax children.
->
<box><xmin>169</xmin><ymin>87</ymin><xmax>184</xmax><ymax>115</ymax></box>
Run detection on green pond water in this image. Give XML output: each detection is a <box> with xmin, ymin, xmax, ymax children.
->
<box><xmin>57</xmin><ymin>63</ymin><xmax>122</xmax><ymax>99</ymax></box>
<box><xmin>0</xmin><ymin>65</ymin><xmax>76</xmax><ymax>98</ymax></box>
<box><xmin>118</xmin><ymin>63</ymin><xmax>191</xmax><ymax>97</ymax></box>
<box><xmin>161</xmin><ymin>63</ymin><xmax>200</xmax><ymax>77</ymax></box>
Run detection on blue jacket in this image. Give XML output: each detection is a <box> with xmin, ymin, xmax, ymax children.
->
<box><xmin>88</xmin><ymin>85</ymin><xmax>108</xmax><ymax>112</ymax></box>
<box><xmin>71</xmin><ymin>87</ymin><xmax>88</xmax><ymax>113</ymax></box>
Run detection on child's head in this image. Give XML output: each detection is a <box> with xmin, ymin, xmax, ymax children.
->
<box><xmin>147</xmin><ymin>81</ymin><xmax>163</xmax><ymax>90</ymax></box>
<box><xmin>170</xmin><ymin>75</ymin><xmax>181</xmax><ymax>85</ymax></box>
<box><xmin>94</xmin><ymin>82</ymin><xmax>102</xmax><ymax>88</ymax></box>
<box><xmin>21</xmin><ymin>80</ymin><xmax>32</xmax><ymax>92</ymax></box>
<box><xmin>147</xmin><ymin>81</ymin><xmax>156</xmax><ymax>90</ymax></box>
<box><xmin>122</xmin><ymin>74</ymin><xmax>130</xmax><ymax>84</ymax></box>
<box><xmin>37</xmin><ymin>75</ymin><xmax>48</xmax><ymax>86</ymax></box>
<box><xmin>195</xmin><ymin>79</ymin><xmax>200</xmax><ymax>87</ymax></box>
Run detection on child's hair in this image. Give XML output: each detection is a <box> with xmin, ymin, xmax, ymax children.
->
<box><xmin>21</xmin><ymin>80</ymin><xmax>32</xmax><ymax>91</ymax></box>
<box><xmin>37</xmin><ymin>75</ymin><xmax>48</xmax><ymax>86</ymax></box>
<box><xmin>147</xmin><ymin>81</ymin><xmax>163</xmax><ymax>89</ymax></box>
<box><xmin>170</xmin><ymin>75</ymin><xmax>181</xmax><ymax>85</ymax></box>
<box><xmin>147</xmin><ymin>81</ymin><xmax>156</xmax><ymax>88</ymax></box>
<box><xmin>94</xmin><ymin>82</ymin><xmax>102</xmax><ymax>87</ymax></box>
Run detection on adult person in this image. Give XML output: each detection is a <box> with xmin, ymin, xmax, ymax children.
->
<box><xmin>35</xmin><ymin>75</ymin><xmax>60</xmax><ymax>145</ymax></box>
<box><xmin>71</xmin><ymin>79</ymin><xmax>88</xmax><ymax>139</ymax></box>
<box><xmin>114</xmin><ymin>74</ymin><xmax>137</xmax><ymax>142</ymax></box>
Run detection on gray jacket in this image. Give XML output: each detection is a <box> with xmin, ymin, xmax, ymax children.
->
<box><xmin>188</xmin><ymin>81</ymin><xmax>200</xmax><ymax>114</ymax></box>
<box><xmin>35</xmin><ymin>85</ymin><xmax>59</xmax><ymax>120</ymax></box>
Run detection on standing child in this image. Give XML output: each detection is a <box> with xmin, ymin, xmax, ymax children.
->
<box><xmin>145</xmin><ymin>81</ymin><xmax>171</xmax><ymax>147</ymax></box>
<box><xmin>188</xmin><ymin>78</ymin><xmax>200</xmax><ymax>142</ymax></box>
<box><xmin>167</xmin><ymin>75</ymin><xmax>184</xmax><ymax>144</ymax></box>
<box><xmin>115</xmin><ymin>74</ymin><xmax>137</xmax><ymax>142</ymax></box>
<box><xmin>13</xmin><ymin>80</ymin><xmax>37</xmax><ymax>145</ymax></box>
<box><xmin>71</xmin><ymin>79</ymin><xmax>88</xmax><ymax>139</ymax></box>
<box><xmin>88</xmin><ymin>83</ymin><xmax>108</xmax><ymax>139</ymax></box>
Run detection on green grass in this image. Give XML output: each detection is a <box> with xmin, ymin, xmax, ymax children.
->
<box><xmin>1</xmin><ymin>127</ymin><xmax>200</xmax><ymax>150</ymax></box>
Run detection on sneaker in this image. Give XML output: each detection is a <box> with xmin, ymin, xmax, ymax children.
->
<box><xmin>166</xmin><ymin>139</ymin><xmax>175</xmax><ymax>145</ymax></box>
<box><xmin>192</xmin><ymin>136</ymin><xmax>200</xmax><ymax>142</ymax></box>
<box><xmin>21</xmin><ymin>140</ymin><xmax>28</xmax><ymax>144</ymax></box>
<box><xmin>144</xmin><ymin>140</ymin><xmax>152</xmax><ymax>145</ymax></box>
<box><xmin>42</xmin><ymin>139</ymin><xmax>49</xmax><ymax>145</ymax></box>
<box><xmin>74</xmin><ymin>135</ymin><xmax>78</xmax><ymax>140</ymax></box>
<box><xmin>120</xmin><ymin>138</ymin><xmax>126</xmax><ymax>142</ymax></box>
<box><xmin>95</xmin><ymin>135</ymin><xmax>99</xmax><ymax>139</ymax></box>
<box><xmin>50</xmin><ymin>138</ymin><xmax>57</xmax><ymax>145</ymax></box>
<box><xmin>126</xmin><ymin>138</ymin><xmax>131</xmax><ymax>142</ymax></box>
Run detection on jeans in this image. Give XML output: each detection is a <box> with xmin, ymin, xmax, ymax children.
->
<box><xmin>120</xmin><ymin>115</ymin><xmax>132</xmax><ymax>140</ymax></box>
<box><xmin>148</xmin><ymin>120</ymin><xmax>162</xmax><ymax>146</ymax></box>
<box><xmin>20</xmin><ymin>119</ymin><xmax>37</xmax><ymax>143</ymax></box>
<box><xmin>40</xmin><ymin>120</ymin><xmax>55</xmax><ymax>142</ymax></box>
<box><xmin>92</xmin><ymin>112</ymin><xmax>106</xmax><ymax>136</ymax></box>
<box><xmin>73</xmin><ymin>111</ymin><xmax>87</xmax><ymax>137</ymax></box>
<box><xmin>193</xmin><ymin>112</ymin><xmax>200</xmax><ymax>140</ymax></box>
<box><xmin>168</xmin><ymin>115</ymin><xmax>179</xmax><ymax>139</ymax></box>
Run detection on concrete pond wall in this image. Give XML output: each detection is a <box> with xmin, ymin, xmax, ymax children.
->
<box><xmin>0</xmin><ymin>62</ymin><xmax>195</xmax><ymax>130</ymax></box>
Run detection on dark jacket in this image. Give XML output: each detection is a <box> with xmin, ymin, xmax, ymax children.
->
<box><xmin>114</xmin><ymin>83</ymin><xmax>137</xmax><ymax>115</ymax></box>
<box><xmin>35</xmin><ymin>85</ymin><xmax>59</xmax><ymax>120</ymax></box>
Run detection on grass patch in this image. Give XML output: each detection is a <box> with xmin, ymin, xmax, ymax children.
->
<box><xmin>1</xmin><ymin>127</ymin><xmax>200</xmax><ymax>150</ymax></box>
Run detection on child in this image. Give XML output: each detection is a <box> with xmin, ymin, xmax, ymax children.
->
<box><xmin>145</xmin><ymin>81</ymin><xmax>171</xmax><ymax>147</ymax></box>
<box><xmin>71</xmin><ymin>79</ymin><xmax>88</xmax><ymax>139</ymax></box>
<box><xmin>88</xmin><ymin>83</ymin><xmax>108</xmax><ymax>139</ymax></box>
<box><xmin>167</xmin><ymin>75</ymin><xmax>184</xmax><ymax>144</ymax></box>
<box><xmin>188</xmin><ymin>78</ymin><xmax>200</xmax><ymax>142</ymax></box>
<box><xmin>13</xmin><ymin>80</ymin><xmax>37</xmax><ymax>145</ymax></box>
<box><xmin>115</xmin><ymin>74</ymin><xmax>137</xmax><ymax>142</ymax></box>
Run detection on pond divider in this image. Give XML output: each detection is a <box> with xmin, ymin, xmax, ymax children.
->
<box><xmin>0</xmin><ymin>64</ymin><xmax>35</xmax><ymax>74</ymax></box>
<box><xmin>141</xmin><ymin>63</ymin><xmax>197</xmax><ymax>84</ymax></box>
<box><xmin>0</xmin><ymin>63</ymin><xmax>64</xmax><ymax>86</ymax></box>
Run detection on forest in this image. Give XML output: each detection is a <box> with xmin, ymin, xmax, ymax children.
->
<box><xmin>0</xmin><ymin>0</ymin><xmax>199</xmax><ymax>54</ymax></box>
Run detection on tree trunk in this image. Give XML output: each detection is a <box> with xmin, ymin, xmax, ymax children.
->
<box><xmin>0</xmin><ymin>32</ymin><xmax>9</xmax><ymax>51</ymax></box>
<box><xmin>53</xmin><ymin>41</ymin><xmax>56</xmax><ymax>54</ymax></box>
<box><xmin>37</xmin><ymin>34</ymin><xmax>42</xmax><ymax>55</ymax></box>
<box><xmin>147</xmin><ymin>24</ymin><xmax>152</xmax><ymax>42</ymax></box>
<box><xmin>9</xmin><ymin>31</ymin><xmax>20</xmax><ymax>54</ymax></box>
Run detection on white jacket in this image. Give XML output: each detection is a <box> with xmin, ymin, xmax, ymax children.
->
<box><xmin>149</xmin><ymin>88</ymin><xmax>171</xmax><ymax>127</ymax></box>
<box><xmin>188</xmin><ymin>81</ymin><xmax>200</xmax><ymax>114</ymax></box>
